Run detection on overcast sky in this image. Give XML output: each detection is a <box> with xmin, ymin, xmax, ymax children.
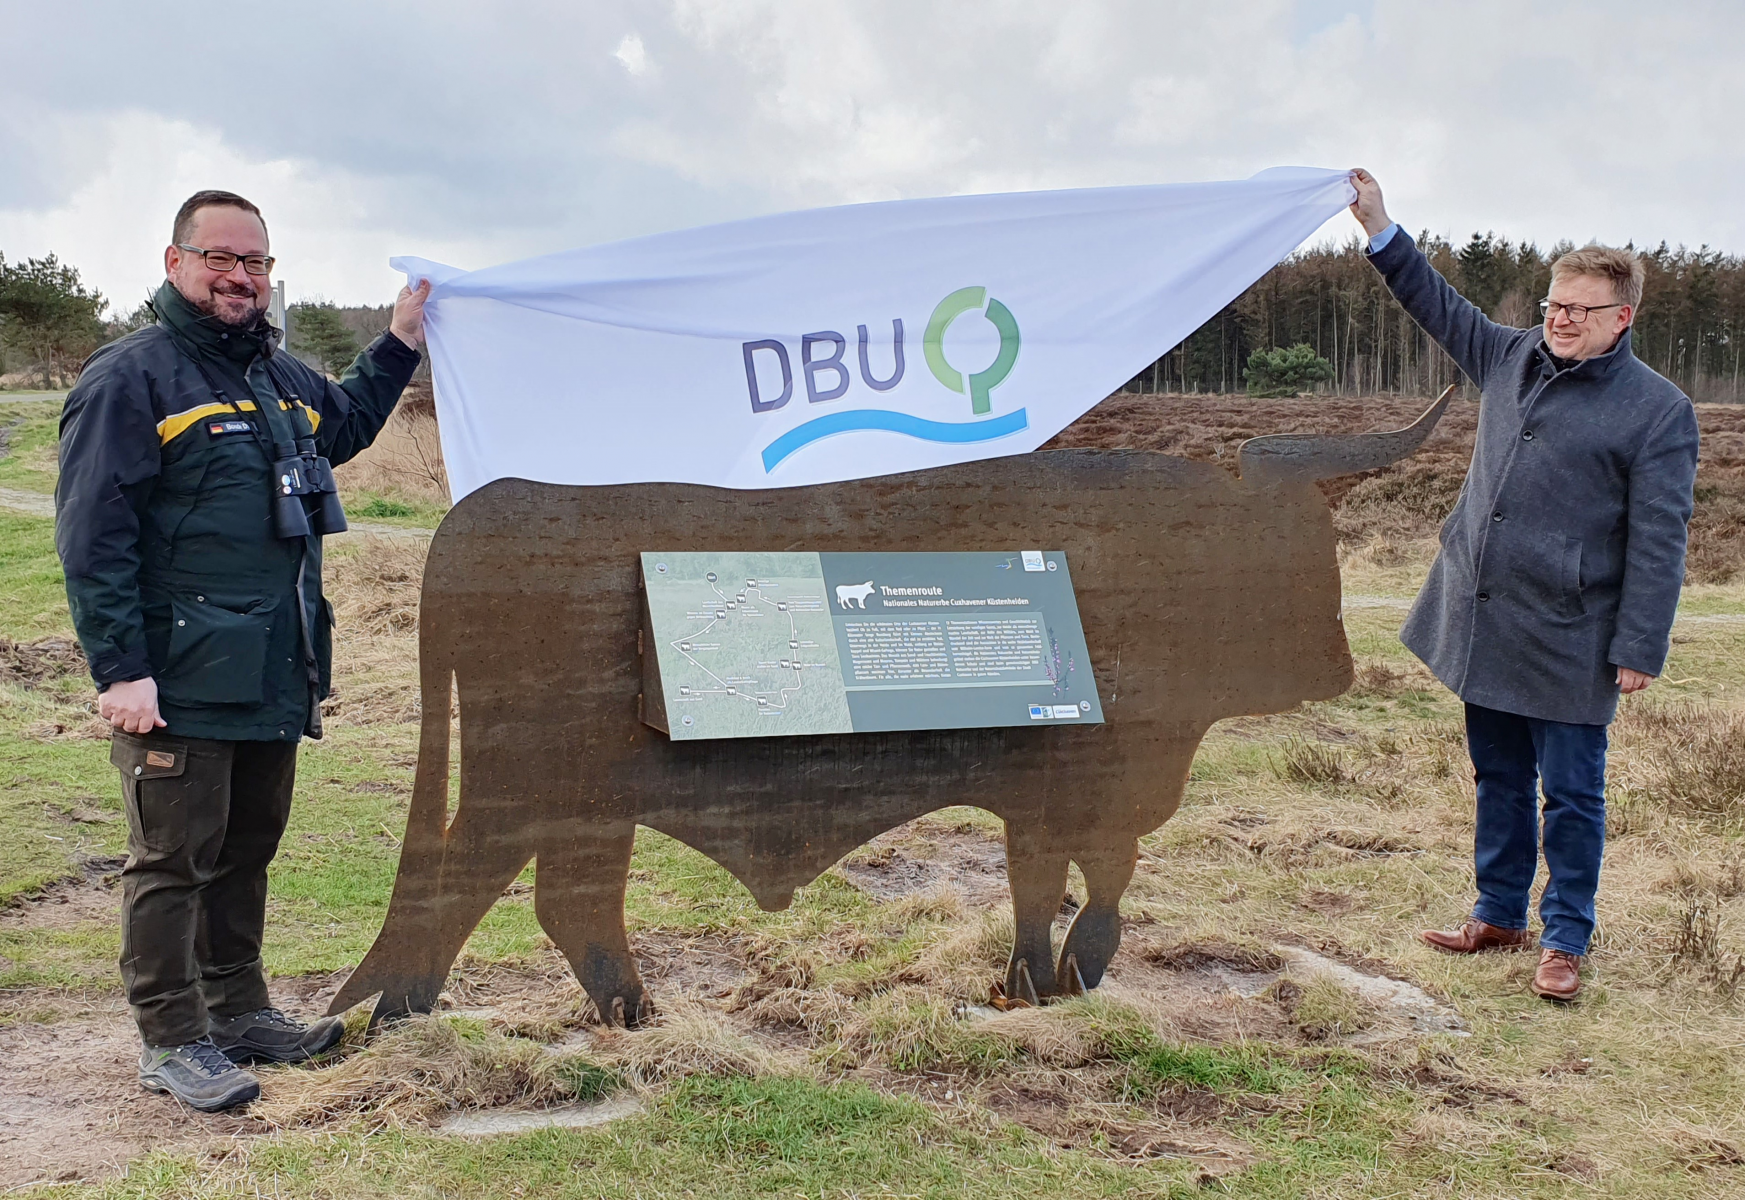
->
<box><xmin>2</xmin><ymin>0</ymin><xmax>1737</xmax><ymax>311</ymax></box>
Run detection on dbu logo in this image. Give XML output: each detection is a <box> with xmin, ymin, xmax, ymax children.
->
<box><xmin>923</xmin><ymin>287</ymin><xmax>1020</xmax><ymax>415</ymax></box>
<box><xmin>747</xmin><ymin>288</ymin><xmax>1027</xmax><ymax>473</ymax></box>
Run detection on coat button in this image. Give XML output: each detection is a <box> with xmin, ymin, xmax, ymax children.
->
<box><xmin>1492</xmin><ymin>512</ymin><xmax>1504</xmax><ymax>522</ymax></box>
<box><xmin>177</xmin><ymin>619</ymin><xmax>186</xmax><ymax>627</ymax></box>
<box><xmin>134</xmin><ymin>766</ymin><xmax>143</xmax><ymax>776</ymax></box>
<box><xmin>1477</xmin><ymin>591</ymin><xmax>1490</xmax><ymax>602</ymax></box>
<box><xmin>196</xmin><ymin>595</ymin><xmax>205</xmax><ymax>602</ymax></box>
<box><xmin>1522</xmin><ymin>430</ymin><xmax>1534</xmax><ymax>441</ymax></box>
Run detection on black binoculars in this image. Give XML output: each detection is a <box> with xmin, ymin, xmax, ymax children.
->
<box><xmin>271</xmin><ymin>439</ymin><xmax>349</xmax><ymax>539</ymax></box>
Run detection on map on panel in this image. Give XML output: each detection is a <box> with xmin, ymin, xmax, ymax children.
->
<box><xmin>642</xmin><ymin>551</ymin><xmax>1104</xmax><ymax>741</ymax></box>
<box><xmin>640</xmin><ymin>552</ymin><xmax>854</xmax><ymax>739</ymax></box>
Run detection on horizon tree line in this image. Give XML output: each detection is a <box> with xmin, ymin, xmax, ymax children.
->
<box><xmin>1126</xmin><ymin>233</ymin><xmax>1745</xmax><ymax>402</ymax></box>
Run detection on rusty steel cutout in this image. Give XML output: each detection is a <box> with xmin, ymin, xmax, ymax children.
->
<box><xmin>331</xmin><ymin>392</ymin><xmax>1452</xmax><ymax>1028</ymax></box>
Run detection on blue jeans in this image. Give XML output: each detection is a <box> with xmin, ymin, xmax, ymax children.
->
<box><xmin>1464</xmin><ymin>703</ymin><xmax>1609</xmax><ymax>956</ymax></box>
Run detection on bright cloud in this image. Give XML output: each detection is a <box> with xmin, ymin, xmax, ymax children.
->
<box><xmin>1</xmin><ymin>0</ymin><xmax>1736</xmax><ymax>307</ymax></box>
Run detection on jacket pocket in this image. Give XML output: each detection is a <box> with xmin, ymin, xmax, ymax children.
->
<box><xmin>1560</xmin><ymin>538</ymin><xmax>1586</xmax><ymax>616</ymax></box>
<box><xmin>159</xmin><ymin>594</ymin><xmax>278</xmax><ymax>706</ymax></box>
<box><xmin>111</xmin><ymin>733</ymin><xmax>189</xmax><ymax>856</ymax></box>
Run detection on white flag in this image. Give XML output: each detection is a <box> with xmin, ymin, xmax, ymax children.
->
<box><xmin>396</xmin><ymin>167</ymin><xmax>1355</xmax><ymax>499</ymax></box>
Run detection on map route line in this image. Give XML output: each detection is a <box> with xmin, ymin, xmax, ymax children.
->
<box><xmin>668</xmin><ymin>577</ymin><xmax>817</xmax><ymax>713</ymax></box>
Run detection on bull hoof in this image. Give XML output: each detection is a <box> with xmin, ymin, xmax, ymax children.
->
<box><xmin>1059</xmin><ymin>953</ymin><xmax>1089</xmax><ymax>996</ymax></box>
<box><xmin>607</xmin><ymin>993</ymin><xmax>656</xmax><ymax>1029</ymax></box>
<box><xmin>989</xmin><ymin>959</ymin><xmax>1047</xmax><ymax>1010</ymax></box>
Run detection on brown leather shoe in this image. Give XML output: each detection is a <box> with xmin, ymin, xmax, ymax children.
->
<box><xmin>1420</xmin><ymin>918</ymin><xmax>1533</xmax><ymax>955</ymax></box>
<box><xmin>1532</xmin><ymin>949</ymin><xmax>1582</xmax><ymax>1001</ymax></box>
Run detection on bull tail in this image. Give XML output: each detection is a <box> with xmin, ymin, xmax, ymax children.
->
<box><xmin>326</xmin><ymin>623</ymin><xmax>457</xmax><ymax>1019</ymax></box>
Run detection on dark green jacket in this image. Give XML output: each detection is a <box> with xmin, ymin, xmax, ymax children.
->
<box><xmin>56</xmin><ymin>282</ymin><xmax>420</xmax><ymax>741</ymax></box>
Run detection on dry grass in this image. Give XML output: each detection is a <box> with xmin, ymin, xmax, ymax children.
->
<box><xmin>1612</xmin><ymin>701</ymin><xmax>1745</xmax><ymax>821</ymax></box>
<box><xmin>0</xmin><ymin>635</ymin><xmax>87</xmax><ymax>685</ymax></box>
<box><xmin>325</xmin><ymin>534</ymin><xmax>426</xmax><ymax>637</ymax></box>
<box><xmin>253</xmin><ymin>1014</ymin><xmax>617</xmax><ymax>1132</ymax></box>
<box><xmin>592</xmin><ymin>997</ymin><xmax>791</xmax><ymax>1084</ymax></box>
<box><xmin>319</xmin><ymin>535</ymin><xmax>429</xmax><ymax>725</ymax></box>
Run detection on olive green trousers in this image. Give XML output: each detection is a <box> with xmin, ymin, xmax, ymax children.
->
<box><xmin>111</xmin><ymin>730</ymin><xmax>297</xmax><ymax>1046</ymax></box>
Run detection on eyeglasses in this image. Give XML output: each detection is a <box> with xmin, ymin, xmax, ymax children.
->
<box><xmin>176</xmin><ymin>244</ymin><xmax>275</xmax><ymax>275</ymax></box>
<box><xmin>1539</xmin><ymin>299</ymin><xmax>1621</xmax><ymax>324</ymax></box>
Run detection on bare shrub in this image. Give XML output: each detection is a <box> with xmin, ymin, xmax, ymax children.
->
<box><xmin>331</xmin><ymin>384</ymin><xmax>450</xmax><ymax>503</ymax></box>
<box><xmin>1272</xmin><ymin>737</ymin><xmax>1352</xmax><ymax>786</ymax></box>
<box><xmin>1667</xmin><ymin>896</ymin><xmax>1745</xmax><ymax>999</ymax></box>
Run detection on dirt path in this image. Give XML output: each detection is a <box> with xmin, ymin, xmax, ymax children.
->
<box><xmin>0</xmin><ymin>874</ymin><xmax>353</xmax><ymax>1190</ymax></box>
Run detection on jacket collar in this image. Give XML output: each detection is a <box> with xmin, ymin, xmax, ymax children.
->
<box><xmin>1535</xmin><ymin>326</ymin><xmax>1635</xmax><ymax>379</ymax></box>
<box><xmin>152</xmin><ymin>280</ymin><xmax>282</xmax><ymax>367</ymax></box>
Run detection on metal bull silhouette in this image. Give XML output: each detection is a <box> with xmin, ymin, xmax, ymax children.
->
<box><xmin>331</xmin><ymin>392</ymin><xmax>1452</xmax><ymax>1028</ymax></box>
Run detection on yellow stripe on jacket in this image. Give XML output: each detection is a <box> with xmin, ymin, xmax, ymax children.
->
<box><xmin>157</xmin><ymin>399</ymin><xmax>319</xmax><ymax>445</ymax></box>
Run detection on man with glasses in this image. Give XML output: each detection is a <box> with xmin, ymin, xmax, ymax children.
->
<box><xmin>56</xmin><ymin>190</ymin><xmax>429</xmax><ymax>1110</ymax></box>
<box><xmin>1346</xmin><ymin>169</ymin><xmax>1698</xmax><ymax>1002</ymax></box>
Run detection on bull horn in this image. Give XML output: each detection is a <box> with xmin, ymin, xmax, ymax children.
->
<box><xmin>1236</xmin><ymin>384</ymin><xmax>1456</xmax><ymax>484</ymax></box>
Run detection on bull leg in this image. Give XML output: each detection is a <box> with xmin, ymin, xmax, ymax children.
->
<box><xmin>1058</xmin><ymin>840</ymin><xmax>1139</xmax><ymax>991</ymax></box>
<box><xmin>1002</xmin><ymin>822</ymin><xmax>1070</xmax><ymax>1000</ymax></box>
<box><xmin>533</xmin><ymin>824</ymin><xmax>649</xmax><ymax>1028</ymax></box>
<box><xmin>367</xmin><ymin>806</ymin><xmax>535</xmax><ymax>1025</ymax></box>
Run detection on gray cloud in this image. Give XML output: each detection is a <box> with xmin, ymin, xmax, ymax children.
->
<box><xmin>1</xmin><ymin>0</ymin><xmax>1737</xmax><ymax>307</ymax></box>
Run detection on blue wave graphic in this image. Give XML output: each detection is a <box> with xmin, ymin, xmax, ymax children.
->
<box><xmin>761</xmin><ymin>407</ymin><xmax>1029</xmax><ymax>472</ymax></box>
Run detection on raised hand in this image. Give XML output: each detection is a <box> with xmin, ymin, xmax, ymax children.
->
<box><xmin>1348</xmin><ymin>168</ymin><xmax>1392</xmax><ymax>238</ymax></box>
<box><xmin>390</xmin><ymin>278</ymin><xmax>432</xmax><ymax>350</ymax></box>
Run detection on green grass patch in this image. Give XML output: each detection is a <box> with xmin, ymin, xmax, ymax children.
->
<box><xmin>0</xmin><ymin>399</ymin><xmax>62</xmax><ymax>494</ymax></box>
<box><xmin>75</xmin><ymin>1075</ymin><xmax>1193</xmax><ymax>1199</ymax></box>
<box><xmin>342</xmin><ymin>489</ymin><xmax>447</xmax><ymax>528</ymax></box>
<box><xmin>0</xmin><ymin>512</ymin><xmax>70</xmax><ymax>640</ymax></box>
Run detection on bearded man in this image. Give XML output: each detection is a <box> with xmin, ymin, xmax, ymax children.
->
<box><xmin>56</xmin><ymin>190</ymin><xmax>429</xmax><ymax>1110</ymax></box>
<box><xmin>1348</xmin><ymin>168</ymin><xmax>1699</xmax><ymax>1002</ymax></box>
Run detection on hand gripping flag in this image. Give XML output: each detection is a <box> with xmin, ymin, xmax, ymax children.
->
<box><xmin>395</xmin><ymin>167</ymin><xmax>1356</xmax><ymax>499</ymax></box>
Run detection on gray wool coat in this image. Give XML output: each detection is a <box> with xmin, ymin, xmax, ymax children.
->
<box><xmin>1368</xmin><ymin>232</ymin><xmax>1700</xmax><ymax>726</ymax></box>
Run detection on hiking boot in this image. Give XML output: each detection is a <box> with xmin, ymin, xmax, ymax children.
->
<box><xmin>1420</xmin><ymin>918</ymin><xmax>1533</xmax><ymax>955</ymax></box>
<box><xmin>210</xmin><ymin>1007</ymin><xmax>346</xmax><ymax>1065</ymax></box>
<box><xmin>139</xmin><ymin>1037</ymin><xmax>261</xmax><ymax>1112</ymax></box>
<box><xmin>1532</xmin><ymin>949</ymin><xmax>1583</xmax><ymax>1002</ymax></box>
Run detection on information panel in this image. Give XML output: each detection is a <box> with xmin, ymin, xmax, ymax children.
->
<box><xmin>640</xmin><ymin>551</ymin><xmax>1103</xmax><ymax>740</ymax></box>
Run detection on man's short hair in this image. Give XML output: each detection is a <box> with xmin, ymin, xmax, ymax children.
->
<box><xmin>1551</xmin><ymin>244</ymin><xmax>1645</xmax><ymax>310</ymax></box>
<box><xmin>171</xmin><ymin>190</ymin><xmax>268</xmax><ymax>247</ymax></box>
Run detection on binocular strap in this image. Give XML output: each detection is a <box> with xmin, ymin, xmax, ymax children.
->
<box><xmin>295</xmin><ymin>545</ymin><xmax>324</xmax><ymax>740</ymax></box>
